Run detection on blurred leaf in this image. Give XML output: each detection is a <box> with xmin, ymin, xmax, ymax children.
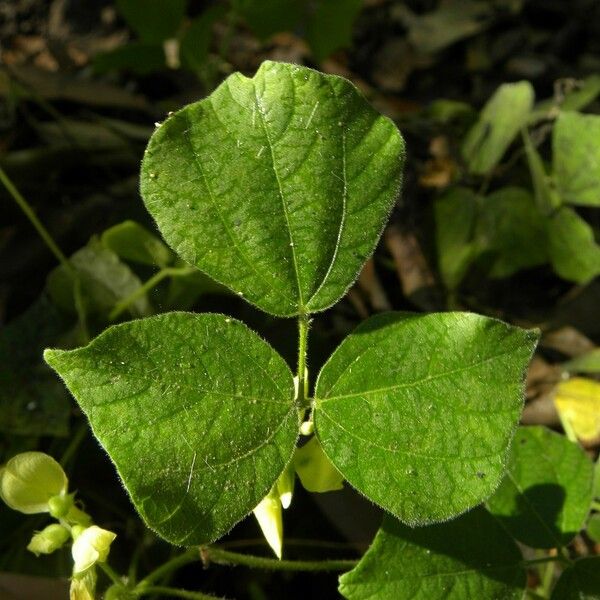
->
<box><xmin>487</xmin><ymin>426</ymin><xmax>595</xmax><ymax>548</ymax></box>
<box><xmin>232</xmin><ymin>0</ymin><xmax>303</xmax><ymax>39</ymax></box>
<box><xmin>101</xmin><ymin>220</ymin><xmax>173</xmax><ymax>268</ymax></box>
<box><xmin>339</xmin><ymin>508</ymin><xmax>526</xmax><ymax>600</ymax></box>
<box><xmin>551</xmin><ymin>557</ymin><xmax>600</xmax><ymax>599</ymax></box>
<box><xmin>306</xmin><ymin>0</ymin><xmax>363</xmax><ymax>61</ymax></box>
<box><xmin>562</xmin><ymin>349</ymin><xmax>600</xmax><ymax>374</ymax></box>
<box><xmin>545</xmin><ymin>207</ymin><xmax>600</xmax><ymax>284</ymax></box>
<box><xmin>116</xmin><ymin>0</ymin><xmax>186</xmax><ymax>43</ymax></box>
<box><xmin>587</xmin><ymin>513</ymin><xmax>600</xmax><ymax>542</ymax></box>
<box><xmin>0</xmin><ymin>296</ymin><xmax>71</xmax><ymax>436</ymax></box>
<box><xmin>533</xmin><ymin>75</ymin><xmax>600</xmax><ymax>120</ymax></box>
<box><xmin>47</xmin><ymin>240</ymin><xmax>151</xmax><ymax>318</ymax></box>
<box><xmin>554</xmin><ymin>378</ymin><xmax>600</xmax><ymax>444</ymax></box>
<box><xmin>554</xmin><ymin>111</ymin><xmax>600</xmax><ymax>207</ymax></box>
<box><xmin>396</xmin><ymin>1</ymin><xmax>493</xmax><ymax>55</ymax></box>
<box><xmin>523</xmin><ymin>128</ymin><xmax>562</xmax><ymax>214</ymax></box>
<box><xmin>434</xmin><ymin>186</ymin><xmax>481</xmax><ymax>289</ymax></box>
<box><xmin>165</xmin><ymin>266</ymin><xmax>228</xmax><ymax>310</ymax></box>
<box><xmin>294</xmin><ymin>436</ymin><xmax>344</xmax><ymax>493</ymax></box>
<box><xmin>93</xmin><ymin>42</ymin><xmax>165</xmax><ymax>76</ymax></box>
<box><xmin>463</xmin><ymin>81</ymin><xmax>534</xmax><ymax>175</ymax></box>
<box><xmin>180</xmin><ymin>5</ymin><xmax>227</xmax><ymax>71</ymax></box>
<box><xmin>477</xmin><ymin>187</ymin><xmax>548</xmax><ymax>278</ymax></box>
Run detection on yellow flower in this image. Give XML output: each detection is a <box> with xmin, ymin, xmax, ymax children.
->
<box><xmin>72</xmin><ymin>526</ymin><xmax>117</xmax><ymax>574</ymax></box>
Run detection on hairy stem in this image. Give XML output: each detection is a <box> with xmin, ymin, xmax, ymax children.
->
<box><xmin>201</xmin><ymin>546</ymin><xmax>357</xmax><ymax>572</ymax></box>
<box><xmin>297</xmin><ymin>314</ymin><xmax>310</xmax><ymax>407</ymax></box>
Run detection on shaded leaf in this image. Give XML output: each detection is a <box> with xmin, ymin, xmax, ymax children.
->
<box><xmin>551</xmin><ymin>557</ymin><xmax>600</xmax><ymax>600</ymax></box>
<box><xmin>314</xmin><ymin>312</ymin><xmax>538</xmax><ymax>525</ymax></box>
<box><xmin>180</xmin><ymin>6</ymin><xmax>227</xmax><ymax>71</ymax></box>
<box><xmin>141</xmin><ymin>61</ymin><xmax>404</xmax><ymax>317</ymax></box>
<box><xmin>116</xmin><ymin>0</ymin><xmax>186</xmax><ymax>43</ymax></box>
<box><xmin>554</xmin><ymin>111</ymin><xmax>600</xmax><ymax>207</ymax></box>
<box><xmin>0</xmin><ymin>296</ymin><xmax>71</xmax><ymax>436</ymax></box>
<box><xmin>545</xmin><ymin>207</ymin><xmax>600</xmax><ymax>284</ymax></box>
<box><xmin>101</xmin><ymin>220</ymin><xmax>173</xmax><ymax>268</ymax></box>
<box><xmin>339</xmin><ymin>508</ymin><xmax>526</xmax><ymax>600</ymax></box>
<box><xmin>477</xmin><ymin>187</ymin><xmax>548</xmax><ymax>278</ymax></box>
<box><xmin>463</xmin><ymin>81</ymin><xmax>534</xmax><ymax>175</ymax></box>
<box><xmin>47</xmin><ymin>240</ymin><xmax>151</xmax><ymax>317</ymax></box>
<box><xmin>487</xmin><ymin>426</ymin><xmax>594</xmax><ymax>548</ymax></box>
<box><xmin>434</xmin><ymin>186</ymin><xmax>480</xmax><ymax>289</ymax></box>
<box><xmin>93</xmin><ymin>42</ymin><xmax>165</xmax><ymax>76</ymax></box>
<box><xmin>44</xmin><ymin>313</ymin><xmax>299</xmax><ymax>544</ymax></box>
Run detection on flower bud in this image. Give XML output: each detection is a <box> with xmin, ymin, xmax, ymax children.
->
<box><xmin>48</xmin><ymin>493</ymin><xmax>74</xmax><ymax>519</ymax></box>
<box><xmin>276</xmin><ymin>464</ymin><xmax>295</xmax><ymax>509</ymax></box>
<box><xmin>27</xmin><ymin>523</ymin><xmax>70</xmax><ymax>556</ymax></box>
<box><xmin>253</xmin><ymin>488</ymin><xmax>283</xmax><ymax>559</ymax></box>
<box><xmin>72</xmin><ymin>526</ymin><xmax>116</xmax><ymax>574</ymax></box>
<box><xmin>0</xmin><ymin>452</ymin><xmax>68</xmax><ymax>514</ymax></box>
<box><xmin>70</xmin><ymin>568</ymin><xmax>97</xmax><ymax>600</ymax></box>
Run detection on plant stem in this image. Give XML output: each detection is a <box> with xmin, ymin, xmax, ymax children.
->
<box><xmin>109</xmin><ymin>266</ymin><xmax>194</xmax><ymax>321</ymax></box>
<box><xmin>98</xmin><ymin>562</ymin><xmax>124</xmax><ymax>586</ymax></box>
<box><xmin>59</xmin><ymin>422</ymin><xmax>88</xmax><ymax>469</ymax></box>
<box><xmin>135</xmin><ymin>586</ymin><xmax>219</xmax><ymax>600</ymax></box>
<box><xmin>522</xmin><ymin>555</ymin><xmax>570</xmax><ymax>567</ymax></box>
<box><xmin>297</xmin><ymin>314</ymin><xmax>310</xmax><ymax>407</ymax></box>
<box><xmin>201</xmin><ymin>546</ymin><xmax>357</xmax><ymax>572</ymax></box>
<box><xmin>136</xmin><ymin>548</ymin><xmax>199</xmax><ymax>588</ymax></box>
<box><xmin>0</xmin><ymin>165</ymin><xmax>73</xmax><ymax>272</ymax></box>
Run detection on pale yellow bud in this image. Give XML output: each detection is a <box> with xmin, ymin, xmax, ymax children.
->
<box><xmin>27</xmin><ymin>523</ymin><xmax>70</xmax><ymax>556</ymax></box>
<box><xmin>253</xmin><ymin>488</ymin><xmax>283</xmax><ymax>559</ymax></box>
<box><xmin>0</xmin><ymin>452</ymin><xmax>68</xmax><ymax>514</ymax></box>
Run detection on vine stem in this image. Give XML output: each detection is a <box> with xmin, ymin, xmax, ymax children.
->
<box><xmin>297</xmin><ymin>314</ymin><xmax>310</xmax><ymax>407</ymax></box>
<box><xmin>109</xmin><ymin>266</ymin><xmax>194</xmax><ymax>321</ymax></box>
<box><xmin>136</xmin><ymin>548</ymin><xmax>199</xmax><ymax>588</ymax></box>
<box><xmin>201</xmin><ymin>546</ymin><xmax>357</xmax><ymax>572</ymax></box>
<box><xmin>0</xmin><ymin>165</ymin><xmax>73</xmax><ymax>273</ymax></box>
<box><xmin>135</xmin><ymin>586</ymin><xmax>219</xmax><ymax>600</ymax></box>
<box><xmin>98</xmin><ymin>562</ymin><xmax>123</xmax><ymax>586</ymax></box>
<box><xmin>522</xmin><ymin>555</ymin><xmax>571</xmax><ymax>567</ymax></box>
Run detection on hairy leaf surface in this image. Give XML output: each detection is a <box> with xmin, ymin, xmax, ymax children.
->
<box><xmin>44</xmin><ymin>313</ymin><xmax>298</xmax><ymax>545</ymax></box>
<box><xmin>141</xmin><ymin>61</ymin><xmax>404</xmax><ymax>317</ymax></box>
<box><xmin>314</xmin><ymin>312</ymin><xmax>538</xmax><ymax>525</ymax></box>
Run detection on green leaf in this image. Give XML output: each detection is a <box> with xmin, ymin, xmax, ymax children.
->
<box><xmin>551</xmin><ymin>557</ymin><xmax>600</xmax><ymax>600</ymax></box>
<box><xmin>44</xmin><ymin>313</ymin><xmax>299</xmax><ymax>545</ymax></box>
<box><xmin>463</xmin><ymin>81</ymin><xmax>534</xmax><ymax>175</ymax></box>
<box><xmin>232</xmin><ymin>0</ymin><xmax>303</xmax><ymax>40</ymax></box>
<box><xmin>554</xmin><ymin>111</ymin><xmax>600</xmax><ymax>207</ymax></box>
<box><xmin>0</xmin><ymin>296</ymin><xmax>71</xmax><ymax>436</ymax></box>
<box><xmin>545</xmin><ymin>207</ymin><xmax>600</xmax><ymax>284</ymax></box>
<box><xmin>314</xmin><ymin>312</ymin><xmax>538</xmax><ymax>525</ymax></box>
<box><xmin>487</xmin><ymin>426</ymin><xmax>594</xmax><ymax>549</ymax></box>
<box><xmin>141</xmin><ymin>60</ymin><xmax>404</xmax><ymax>317</ymax></box>
<box><xmin>116</xmin><ymin>0</ymin><xmax>186</xmax><ymax>43</ymax></box>
<box><xmin>434</xmin><ymin>187</ymin><xmax>480</xmax><ymax>289</ymax></box>
<box><xmin>47</xmin><ymin>240</ymin><xmax>151</xmax><ymax>317</ymax></box>
<box><xmin>101</xmin><ymin>220</ymin><xmax>173</xmax><ymax>268</ymax></box>
<box><xmin>338</xmin><ymin>508</ymin><xmax>526</xmax><ymax>600</ymax></box>
<box><xmin>477</xmin><ymin>187</ymin><xmax>548</xmax><ymax>278</ymax></box>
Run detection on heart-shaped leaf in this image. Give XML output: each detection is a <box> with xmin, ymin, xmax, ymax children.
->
<box><xmin>551</xmin><ymin>557</ymin><xmax>600</xmax><ymax>600</ymax></box>
<box><xmin>314</xmin><ymin>312</ymin><xmax>538</xmax><ymax>525</ymax></box>
<box><xmin>339</xmin><ymin>508</ymin><xmax>526</xmax><ymax>600</ymax></box>
<box><xmin>141</xmin><ymin>60</ymin><xmax>404</xmax><ymax>317</ymax></box>
<box><xmin>486</xmin><ymin>426</ymin><xmax>595</xmax><ymax>548</ymax></box>
<box><xmin>44</xmin><ymin>313</ymin><xmax>298</xmax><ymax>545</ymax></box>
